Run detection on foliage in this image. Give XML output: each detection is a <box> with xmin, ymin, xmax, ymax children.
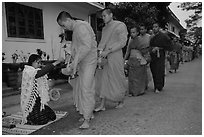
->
<box><xmin>2</xmin><ymin>52</ymin><xmax>6</xmax><ymax>62</ymax></box>
<box><xmin>149</xmin><ymin>2</ymin><xmax>171</xmax><ymax>28</ymax></box>
<box><xmin>11</xmin><ymin>50</ymin><xmax>19</xmax><ymax>62</ymax></box>
<box><xmin>188</xmin><ymin>27</ymin><xmax>202</xmax><ymax>44</ymax></box>
<box><xmin>115</xmin><ymin>2</ymin><xmax>158</xmax><ymax>30</ymax></box>
<box><xmin>19</xmin><ymin>51</ymin><xmax>29</xmax><ymax>62</ymax></box>
<box><xmin>178</xmin><ymin>2</ymin><xmax>202</xmax><ymax>28</ymax></box>
<box><xmin>36</xmin><ymin>49</ymin><xmax>49</xmax><ymax>60</ymax></box>
<box><xmin>178</xmin><ymin>2</ymin><xmax>202</xmax><ymax>44</ymax></box>
<box><xmin>11</xmin><ymin>50</ymin><xmax>30</xmax><ymax>63</ymax></box>
<box><xmin>106</xmin><ymin>2</ymin><xmax>171</xmax><ymax>30</ymax></box>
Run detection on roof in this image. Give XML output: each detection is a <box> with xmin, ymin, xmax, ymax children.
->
<box><xmin>166</xmin><ymin>30</ymin><xmax>180</xmax><ymax>38</ymax></box>
<box><xmin>87</xmin><ymin>2</ymin><xmax>105</xmax><ymax>9</ymax></box>
<box><xmin>167</xmin><ymin>7</ymin><xmax>184</xmax><ymax>30</ymax></box>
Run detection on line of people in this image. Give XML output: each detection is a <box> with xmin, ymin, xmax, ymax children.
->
<box><xmin>165</xmin><ymin>35</ymin><xmax>200</xmax><ymax>74</ymax></box>
<box><xmin>20</xmin><ymin>8</ymin><xmax>174</xmax><ymax>129</ymax></box>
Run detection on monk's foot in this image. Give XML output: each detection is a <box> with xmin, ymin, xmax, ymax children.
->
<box><xmin>79</xmin><ymin>115</ymin><xmax>94</xmax><ymax>122</ymax></box>
<box><xmin>115</xmin><ymin>102</ymin><xmax>124</xmax><ymax>109</ymax></box>
<box><xmin>79</xmin><ymin>119</ymin><xmax>90</xmax><ymax>129</ymax></box>
<box><xmin>94</xmin><ymin>106</ymin><xmax>106</xmax><ymax>112</ymax></box>
<box><xmin>78</xmin><ymin>117</ymin><xmax>84</xmax><ymax>122</ymax></box>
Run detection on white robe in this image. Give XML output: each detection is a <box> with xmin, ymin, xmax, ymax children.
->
<box><xmin>70</xmin><ymin>20</ymin><xmax>97</xmax><ymax>119</ymax></box>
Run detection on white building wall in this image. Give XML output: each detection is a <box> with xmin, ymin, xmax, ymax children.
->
<box><xmin>2</xmin><ymin>2</ymin><xmax>90</xmax><ymax>63</ymax></box>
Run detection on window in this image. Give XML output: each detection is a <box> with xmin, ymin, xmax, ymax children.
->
<box><xmin>172</xmin><ymin>26</ymin><xmax>175</xmax><ymax>33</ymax></box>
<box><xmin>5</xmin><ymin>2</ymin><xmax>44</xmax><ymax>39</ymax></box>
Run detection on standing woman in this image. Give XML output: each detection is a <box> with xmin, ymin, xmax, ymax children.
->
<box><xmin>95</xmin><ymin>8</ymin><xmax>128</xmax><ymax>111</ymax></box>
<box><xmin>21</xmin><ymin>54</ymin><xmax>64</xmax><ymax>125</ymax></box>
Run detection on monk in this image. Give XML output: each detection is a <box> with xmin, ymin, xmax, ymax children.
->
<box><xmin>57</xmin><ymin>11</ymin><xmax>97</xmax><ymax>129</ymax></box>
<box><xmin>95</xmin><ymin>8</ymin><xmax>128</xmax><ymax>111</ymax></box>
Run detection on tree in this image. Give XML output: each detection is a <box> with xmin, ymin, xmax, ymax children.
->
<box><xmin>178</xmin><ymin>2</ymin><xmax>202</xmax><ymax>45</ymax></box>
<box><xmin>149</xmin><ymin>2</ymin><xmax>171</xmax><ymax>28</ymax></box>
<box><xmin>105</xmin><ymin>2</ymin><xmax>171</xmax><ymax>30</ymax></box>
<box><xmin>178</xmin><ymin>2</ymin><xmax>202</xmax><ymax>28</ymax></box>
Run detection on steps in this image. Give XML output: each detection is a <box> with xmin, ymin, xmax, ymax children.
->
<box><xmin>2</xmin><ymin>82</ymin><xmax>20</xmax><ymax>98</ymax></box>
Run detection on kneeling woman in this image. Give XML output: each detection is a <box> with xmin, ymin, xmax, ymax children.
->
<box><xmin>21</xmin><ymin>54</ymin><xmax>64</xmax><ymax>125</ymax></box>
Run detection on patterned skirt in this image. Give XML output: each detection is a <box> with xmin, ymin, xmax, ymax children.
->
<box><xmin>26</xmin><ymin>97</ymin><xmax>56</xmax><ymax>125</ymax></box>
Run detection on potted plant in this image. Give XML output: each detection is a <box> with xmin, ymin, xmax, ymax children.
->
<box><xmin>2</xmin><ymin>52</ymin><xmax>6</xmax><ymax>62</ymax></box>
<box><xmin>11</xmin><ymin>50</ymin><xmax>19</xmax><ymax>63</ymax></box>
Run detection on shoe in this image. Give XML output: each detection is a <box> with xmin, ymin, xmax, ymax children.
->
<box><xmin>169</xmin><ymin>70</ymin><xmax>173</xmax><ymax>73</ymax></box>
<box><xmin>94</xmin><ymin>107</ymin><xmax>106</xmax><ymax>112</ymax></box>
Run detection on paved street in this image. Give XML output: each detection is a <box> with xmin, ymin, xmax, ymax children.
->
<box><xmin>2</xmin><ymin>57</ymin><xmax>202</xmax><ymax>135</ymax></box>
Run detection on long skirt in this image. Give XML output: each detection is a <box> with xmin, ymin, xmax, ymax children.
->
<box><xmin>26</xmin><ymin>97</ymin><xmax>56</xmax><ymax>125</ymax></box>
<box><xmin>128</xmin><ymin>57</ymin><xmax>147</xmax><ymax>96</ymax></box>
